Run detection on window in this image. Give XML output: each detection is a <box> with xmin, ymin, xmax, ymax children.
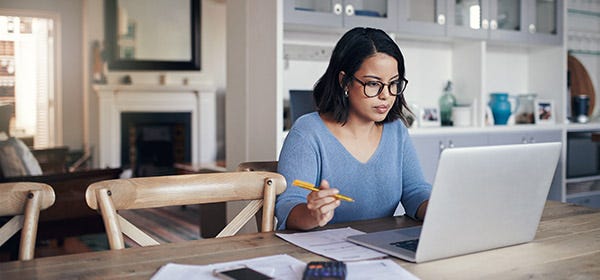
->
<box><xmin>0</xmin><ymin>14</ymin><xmax>55</xmax><ymax>148</ymax></box>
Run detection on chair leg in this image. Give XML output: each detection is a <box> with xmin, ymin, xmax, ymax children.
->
<box><xmin>20</xmin><ymin>190</ymin><xmax>42</xmax><ymax>261</ymax></box>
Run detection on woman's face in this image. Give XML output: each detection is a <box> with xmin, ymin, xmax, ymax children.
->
<box><xmin>346</xmin><ymin>52</ymin><xmax>399</xmax><ymax>124</ymax></box>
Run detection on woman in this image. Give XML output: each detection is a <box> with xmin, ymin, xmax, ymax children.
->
<box><xmin>276</xmin><ymin>27</ymin><xmax>431</xmax><ymax>231</ymax></box>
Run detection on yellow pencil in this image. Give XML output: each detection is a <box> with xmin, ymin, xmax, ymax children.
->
<box><xmin>292</xmin><ymin>179</ymin><xmax>355</xmax><ymax>202</ymax></box>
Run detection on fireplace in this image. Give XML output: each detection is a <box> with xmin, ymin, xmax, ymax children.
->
<box><xmin>121</xmin><ymin>112</ymin><xmax>191</xmax><ymax>177</ymax></box>
<box><xmin>94</xmin><ymin>84</ymin><xmax>216</xmax><ymax>169</ymax></box>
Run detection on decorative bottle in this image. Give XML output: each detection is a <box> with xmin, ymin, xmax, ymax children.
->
<box><xmin>439</xmin><ymin>81</ymin><xmax>456</xmax><ymax>126</ymax></box>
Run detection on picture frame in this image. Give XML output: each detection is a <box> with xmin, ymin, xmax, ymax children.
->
<box><xmin>535</xmin><ymin>99</ymin><xmax>555</xmax><ymax>124</ymax></box>
<box><xmin>419</xmin><ymin>106</ymin><xmax>441</xmax><ymax>127</ymax></box>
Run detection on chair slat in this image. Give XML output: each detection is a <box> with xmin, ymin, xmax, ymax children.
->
<box><xmin>216</xmin><ymin>200</ymin><xmax>263</xmax><ymax>238</ymax></box>
<box><xmin>118</xmin><ymin>214</ymin><xmax>159</xmax><ymax>247</ymax></box>
<box><xmin>0</xmin><ymin>216</ymin><xmax>24</xmax><ymax>246</ymax></box>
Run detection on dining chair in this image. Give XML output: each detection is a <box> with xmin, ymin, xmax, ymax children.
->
<box><xmin>85</xmin><ymin>171</ymin><xmax>286</xmax><ymax>250</ymax></box>
<box><xmin>0</xmin><ymin>182</ymin><xmax>55</xmax><ymax>261</ymax></box>
<box><xmin>236</xmin><ymin>161</ymin><xmax>278</xmax><ymax>172</ymax></box>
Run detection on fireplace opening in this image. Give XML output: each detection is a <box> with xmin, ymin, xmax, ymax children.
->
<box><xmin>121</xmin><ymin>112</ymin><xmax>191</xmax><ymax>177</ymax></box>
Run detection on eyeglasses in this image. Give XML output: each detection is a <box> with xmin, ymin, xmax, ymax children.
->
<box><xmin>352</xmin><ymin>76</ymin><xmax>408</xmax><ymax>98</ymax></box>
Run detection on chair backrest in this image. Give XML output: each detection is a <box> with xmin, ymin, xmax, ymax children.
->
<box><xmin>236</xmin><ymin>161</ymin><xmax>278</xmax><ymax>172</ymax></box>
<box><xmin>289</xmin><ymin>90</ymin><xmax>316</xmax><ymax>126</ymax></box>
<box><xmin>85</xmin><ymin>171</ymin><xmax>286</xmax><ymax>250</ymax></box>
<box><xmin>0</xmin><ymin>182</ymin><xmax>55</xmax><ymax>260</ymax></box>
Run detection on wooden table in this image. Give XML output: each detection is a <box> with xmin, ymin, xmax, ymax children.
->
<box><xmin>1</xmin><ymin>201</ymin><xmax>599</xmax><ymax>279</ymax></box>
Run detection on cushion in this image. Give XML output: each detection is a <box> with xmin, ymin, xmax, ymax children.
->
<box><xmin>0</xmin><ymin>137</ymin><xmax>42</xmax><ymax>177</ymax></box>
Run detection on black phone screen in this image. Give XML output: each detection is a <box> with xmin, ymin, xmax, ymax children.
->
<box><xmin>218</xmin><ymin>267</ymin><xmax>272</xmax><ymax>280</ymax></box>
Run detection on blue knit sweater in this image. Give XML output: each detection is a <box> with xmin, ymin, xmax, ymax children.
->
<box><xmin>276</xmin><ymin>112</ymin><xmax>432</xmax><ymax>230</ymax></box>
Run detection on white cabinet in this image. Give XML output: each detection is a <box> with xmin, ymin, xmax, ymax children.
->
<box><xmin>487</xmin><ymin>129</ymin><xmax>563</xmax><ymax>201</ymax></box>
<box><xmin>411</xmin><ymin>132</ymin><xmax>488</xmax><ymax>184</ymax></box>
<box><xmin>447</xmin><ymin>0</ymin><xmax>562</xmax><ymax>45</ymax></box>
<box><xmin>411</xmin><ymin>129</ymin><xmax>564</xmax><ymax>202</ymax></box>
<box><xmin>397</xmin><ymin>0</ymin><xmax>447</xmax><ymax>37</ymax></box>
<box><xmin>284</xmin><ymin>0</ymin><xmax>398</xmax><ymax>31</ymax></box>
<box><xmin>487</xmin><ymin>129</ymin><xmax>562</xmax><ymax>145</ymax></box>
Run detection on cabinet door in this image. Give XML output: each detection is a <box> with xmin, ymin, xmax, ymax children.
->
<box><xmin>411</xmin><ymin>133</ymin><xmax>488</xmax><ymax>184</ymax></box>
<box><xmin>447</xmin><ymin>0</ymin><xmax>489</xmax><ymax>39</ymax></box>
<box><xmin>411</xmin><ymin>135</ymin><xmax>443</xmax><ymax>184</ymax></box>
<box><xmin>397</xmin><ymin>0</ymin><xmax>447</xmax><ymax>37</ymax></box>
<box><xmin>284</xmin><ymin>0</ymin><xmax>344</xmax><ymax>28</ymax></box>
<box><xmin>488</xmin><ymin>0</ymin><xmax>528</xmax><ymax>43</ymax></box>
<box><xmin>525</xmin><ymin>0</ymin><xmax>563</xmax><ymax>45</ymax></box>
<box><xmin>343</xmin><ymin>0</ymin><xmax>398</xmax><ymax>31</ymax></box>
<box><xmin>487</xmin><ymin>130</ymin><xmax>561</xmax><ymax>145</ymax></box>
<box><xmin>487</xmin><ymin>130</ymin><xmax>563</xmax><ymax>201</ymax></box>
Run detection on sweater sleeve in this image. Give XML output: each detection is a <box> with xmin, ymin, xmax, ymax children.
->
<box><xmin>275</xmin><ymin>128</ymin><xmax>321</xmax><ymax>230</ymax></box>
<box><xmin>400</xmin><ymin>129</ymin><xmax>432</xmax><ymax>219</ymax></box>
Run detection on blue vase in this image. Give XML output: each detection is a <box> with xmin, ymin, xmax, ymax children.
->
<box><xmin>489</xmin><ymin>93</ymin><xmax>513</xmax><ymax>125</ymax></box>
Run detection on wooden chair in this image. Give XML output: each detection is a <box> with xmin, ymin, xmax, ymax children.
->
<box><xmin>236</xmin><ymin>161</ymin><xmax>278</xmax><ymax>172</ymax></box>
<box><xmin>0</xmin><ymin>182</ymin><xmax>55</xmax><ymax>260</ymax></box>
<box><xmin>85</xmin><ymin>171</ymin><xmax>286</xmax><ymax>250</ymax></box>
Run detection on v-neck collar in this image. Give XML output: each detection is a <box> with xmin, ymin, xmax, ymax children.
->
<box><xmin>316</xmin><ymin>114</ymin><xmax>387</xmax><ymax>165</ymax></box>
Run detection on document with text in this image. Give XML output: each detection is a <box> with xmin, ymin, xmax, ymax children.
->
<box><xmin>276</xmin><ymin>227</ymin><xmax>387</xmax><ymax>261</ymax></box>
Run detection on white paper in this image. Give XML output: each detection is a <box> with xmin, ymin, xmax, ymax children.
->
<box><xmin>276</xmin><ymin>227</ymin><xmax>387</xmax><ymax>261</ymax></box>
<box><xmin>394</xmin><ymin>202</ymin><xmax>406</xmax><ymax>216</ymax></box>
<box><xmin>346</xmin><ymin>259</ymin><xmax>420</xmax><ymax>280</ymax></box>
<box><xmin>150</xmin><ymin>254</ymin><xmax>305</xmax><ymax>280</ymax></box>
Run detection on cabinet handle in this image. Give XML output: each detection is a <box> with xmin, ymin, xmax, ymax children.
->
<box><xmin>521</xmin><ymin>137</ymin><xmax>528</xmax><ymax>144</ymax></box>
<box><xmin>529</xmin><ymin>24</ymin><xmax>536</xmax><ymax>34</ymax></box>
<box><xmin>437</xmin><ymin>14</ymin><xmax>445</xmax><ymax>25</ymax></box>
<box><xmin>529</xmin><ymin>137</ymin><xmax>535</xmax><ymax>143</ymax></box>
<box><xmin>490</xmin><ymin>20</ymin><xmax>497</xmax><ymax>30</ymax></box>
<box><xmin>482</xmin><ymin>19</ymin><xmax>489</xmax><ymax>30</ymax></box>
<box><xmin>448</xmin><ymin>140</ymin><xmax>455</xmax><ymax>148</ymax></box>
<box><xmin>333</xmin><ymin>3</ymin><xmax>343</xmax><ymax>15</ymax></box>
<box><xmin>345</xmin><ymin>4</ymin><xmax>354</xmax><ymax>16</ymax></box>
<box><xmin>439</xmin><ymin>141</ymin><xmax>445</xmax><ymax>152</ymax></box>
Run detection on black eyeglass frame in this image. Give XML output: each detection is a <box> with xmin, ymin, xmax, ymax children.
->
<box><xmin>351</xmin><ymin>76</ymin><xmax>408</xmax><ymax>98</ymax></box>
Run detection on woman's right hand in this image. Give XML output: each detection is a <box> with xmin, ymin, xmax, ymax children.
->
<box><xmin>305</xmin><ymin>179</ymin><xmax>341</xmax><ymax>227</ymax></box>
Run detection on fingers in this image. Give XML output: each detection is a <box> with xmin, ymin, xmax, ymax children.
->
<box><xmin>306</xmin><ymin>179</ymin><xmax>341</xmax><ymax>227</ymax></box>
<box><xmin>307</xmin><ymin>199</ymin><xmax>340</xmax><ymax>227</ymax></box>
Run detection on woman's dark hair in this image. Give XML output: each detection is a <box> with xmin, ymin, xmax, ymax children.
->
<box><xmin>313</xmin><ymin>27</ymin><xmax>410</xmax><ymax>125</ymax></box>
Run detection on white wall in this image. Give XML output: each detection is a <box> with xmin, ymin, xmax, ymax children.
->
<box><xmin>0</xmin><ymin>0</ymin><xmax>84</xmax><ymax>149</ymax></box>
<box><xmin>84</xmin><ymin>0</ymin><xmax>227</xmax><ymax>167</ymax></box>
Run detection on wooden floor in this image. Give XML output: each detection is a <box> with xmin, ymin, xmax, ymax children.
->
<box><xmin>1</xmin><ymin>205</ymin><xmax>201</xmax><ymax>261</ymax></box>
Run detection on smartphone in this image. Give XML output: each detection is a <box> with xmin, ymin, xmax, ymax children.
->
<box><xmin>213</xmin><ymin>265</ymin><xmax>273</xmax><ymax>280</ymax></box>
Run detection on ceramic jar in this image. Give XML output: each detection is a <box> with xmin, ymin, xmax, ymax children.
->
<box><xmin>489</xmin><ymin>92</ymin><xmax>516</xmax><ymax>125</ymax></box>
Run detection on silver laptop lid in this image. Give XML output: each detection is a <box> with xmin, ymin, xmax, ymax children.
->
<box><xmin>416</xmin><ymin>142</ymin><xmax>561</xmax><ymax>262</ymax></box>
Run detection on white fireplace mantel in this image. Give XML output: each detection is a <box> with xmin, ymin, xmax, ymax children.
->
<box><xmin>94</xmin><ymin>83</ymin><xmax>217</xmax><ymax>168</ymax></box>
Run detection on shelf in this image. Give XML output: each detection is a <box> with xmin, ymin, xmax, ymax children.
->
<box><xmin>567</xmin><ymin>189</ymin><xmax>600</xmax><ymax>200</ymax></box>
<box><xmin>568</xmin><ymin>49</ymin><xmax>600</xmax><ymax>56</ymax></box>
<box><xmin>568</xmin><ymin>9</ymin><xmax>600</xmax><ymax>18</ymax></box>
<box><xmin>566</xmin><ymin>175</ymin><xmax>600</xmax><ymax>184</ymax></box>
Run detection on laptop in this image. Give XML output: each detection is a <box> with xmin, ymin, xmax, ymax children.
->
<box><xmin>347</xmin><ymin>142</ymin><xmax>562</xmax><ymax>263</ymax></box>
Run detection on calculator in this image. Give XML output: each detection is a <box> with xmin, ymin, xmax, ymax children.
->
<box><xmin>302</xmin><ymin>261</ymin><xmax>347</xmax><ymax>280</ymax></box>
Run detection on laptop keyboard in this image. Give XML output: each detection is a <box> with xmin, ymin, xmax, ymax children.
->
<box><xmin>390</xmin><ymin>239</ymin><xmax>419</xmax><ymax>252</ymax></box>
